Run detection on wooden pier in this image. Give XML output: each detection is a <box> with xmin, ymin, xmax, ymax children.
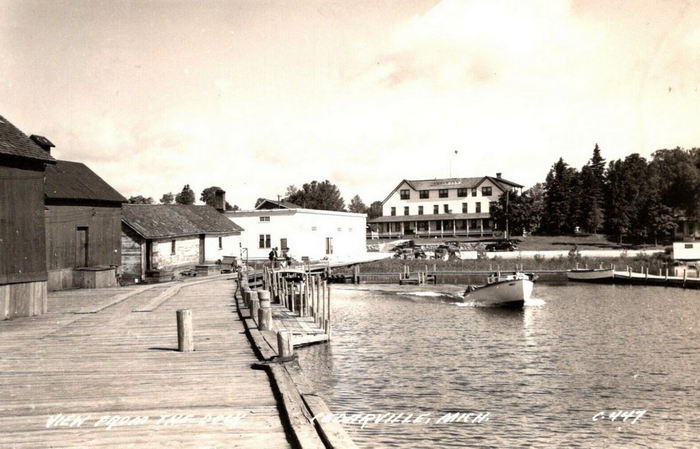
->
<box><xmin>0</xmin><ymin>275</ymin><xmax>356</xmax><ymax>448</ymax></box>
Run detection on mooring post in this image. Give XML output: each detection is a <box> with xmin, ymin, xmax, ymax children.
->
<box><xmin>277</xmin><ymin>330</ymin><xmax>293</xmax><ymax>359</ymax></box>
<box><xmin>683</xmin><ymin>269</ymin><xmax>687</xmax><ymax>287</ymax></box>
<box><xmin>258</xmin><ymin>306</ymin><xmax>272</xmax><ymax>331</ymax></box>
<box><xmin>251</xmin><ymin>297</ymin><xmax>260</xmax><ymax>325</ymax></box>
<box><xmin>326</xmin><ymin>281</ymin><xmax>332</xmax><ymax>340</ymax></box>
<box><xmin>176</xmin><ymin>309</ymin><xmax>194</xmax><ymax>353</ymax></box>
<box><xmin>258</xmin><ymin>290</ymin><xmax>271</xmax><ymax>308</ymax></box>
<box><xmin>245</xmin><ymin>290</ymin><xmax>258</xmax><ymax>310</ymax></box>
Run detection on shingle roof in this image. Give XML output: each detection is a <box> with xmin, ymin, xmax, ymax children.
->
<box><xmin>0</xmin><ymin>115</ymin><xmax>55</xmax><ymax>163</ymax></box>
<box><xmin>122</xmin><ymin>204</ymin><xmax>244</xmax><ymax>239</ymax></box>
<box><xmin>255</xmin><ymin>198</ymin><xmax>301</xmax><ymax>210</ymax></box>
<box><xmin>405</xmin><ymin>176</ymin><xmax>523</xmax><ymax>191</ymax></box>
<box><xmin>45</xmin><ymin>160</ymin><xmax>127</xmax><ymax>203</ymax></box>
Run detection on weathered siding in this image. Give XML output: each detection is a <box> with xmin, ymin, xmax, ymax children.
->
<box><xmin>0</xmin><ymin>161</ymin><xmax>48</xmax><ymax>285</ymax></box>
<box><xmin>45</xmin><ymin>205</ymin><xmax>122</xmax><ymax>270</ymax></box>
<box><xmin>120</xmin><ymin>225</ymin><xmax>144</xmax><ymax>280</ymax></box>
<box><xmin>0</xmin><ymin>280</ymin><xmax>47</xmax><ymax>320</ymax></box>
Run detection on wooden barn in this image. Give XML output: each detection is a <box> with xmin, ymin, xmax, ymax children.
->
<box><xmin>0</xmin><ymin>115</ymin><xmax>55</xmax><ymax>319</ymax></box>
<box><xmin>121</xmin><ymin>205</ymin><xmax>243</xmax><ymax>282</ymax></box>
<box><xmin>44</xmin><ymin>159</ymin><xmax>127</xmax><ymax>290</ymax></box>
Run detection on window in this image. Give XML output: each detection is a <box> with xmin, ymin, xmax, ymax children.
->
<box><xmin>476</xmin><ymin>202</ymin><xmax>481</xmax><ymax>213</ymax></box>
<box><xmin>462</xmin><ymin>203</ymin><xmax>468</xmax><ymax>213</ymax></box>
<box><xmin>471</xmin><ymin>188</ymin><xmax>477</xmax><ymax>196</ymax></box>
<box><xmin>418</xmin><ymin>222</ymin><xmax>428</xmax><ymax>231</ymax></box>
<box><xmin>337</xmin><ymin>227</ymin><xmax>343</xmax><ymax>231</ymax></box>
<box><xmin>443</xmin><ymin>204</ymin><xmax>449</xmax><ymax>213</ymax></box>
<box><xmin>482</xmin><ymin>186</ymin><xmax>492</xmax><ymax>196</ymax></box>
<box><xmin>433</xmin><ymin>205</ymin><xmax>439</xmax><ymax>214</ymax></box>
<box><xmin>418</xmin><ymin>206</ymin><xmax>424</xmax><ymax>215</ymax></box>
<box><xmin>400</xmin><ymin>189</ymin><xmax>410</xmax><ymax>200</ymax></box>
<box><xmin>280</xmin><ymin>238</ymin><xmax>288</xmax><ymax>250</ymax></box>
<box><xmin>404</xmin><ymin>206</ymin><xmax>409</xmax><ymax>216</ymax></box>
<box><xmin>260</xmin><ymin>216</ymin><xmax>270</xmax><ymax>222</ymax></box>
<box><xmin>311</xmin><ymin>226</ymin><xmax>317</xmax><ymax>231</ymax></box>
<box><xmin>457</xmin><ymin>188</ymin><xmax>468</xmax><ymax>197</ymax></box>
<box><xmin>259</xmin><ymin>234</ymin><xmax>271</xmax><ymax>248</ymax></box>
<box><xmin>171</xmin><ymin>240</ymin><xmax>176</xmax><ymax>255</ymax></box>
<box><xmin>435</xmin><ymin>221</ymin><xmax>442</xmax><ymax>231</ymax></box>
<box><xmin>218</xmin><ymin>237</ymin><xmax>223</xmax><ymax>249</ymax></box>
<box><xmin>391</xmin><ymin>207</ymin><xmax>396</xmax><ymax>216</ymax></box>
<box><xmin>439</xmin><ymin>189</ymin><xmax>448</xmax><ymax>198</ymax></box>
<box><xmin>419</xmin><ymin>190</ymin><xmax>429</xmax><ymax>199</ymax></box>
<box><xmin>685</xmin><ymin>243</ymin><xmax>694</xmax><ymax>249</ymax></box>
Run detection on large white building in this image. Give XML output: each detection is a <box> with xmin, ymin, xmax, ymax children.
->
<box><xmin>370</xmin><ymin>174</ymin><xmax>522</xmax><ymax>238</ymax></box>
<box><xmin>226</xmin><ymin>199</ymin><xmax>367</xmax><ymax>262</ymax></box>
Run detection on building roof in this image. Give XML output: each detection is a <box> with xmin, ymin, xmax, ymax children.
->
<box><xmin>45</xmin><ymin>160</ymin><xmax>127</xmax><ymax>203</ymax></box>
<box><xmin>0</xmin><ymin>115</ymin><xmax>56</xmax><ymax>163</ymax></box>
<box><xmin>381</xmin><ymin>175</ymin><xmax>523</xmax><ymax>204</ymax></box>
<box><xmin>255</xmin><ymin>198</ymin><xmax>301</xmax><ymax>210</ymax></box>
<box><xmin>122</xmin><ymin>204</ymin><xmax>244</xmax><ymax>239</ymax></box>
<box><xmin>369</xmin><ymin>213</ymin><xmax>491</xmax><ymax>223</ymax></box>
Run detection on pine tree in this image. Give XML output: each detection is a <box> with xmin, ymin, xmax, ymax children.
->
<box><xmin>175</xmin><ymin>184</ymin><xmax>195</xmax><ymax>205</ymax></box>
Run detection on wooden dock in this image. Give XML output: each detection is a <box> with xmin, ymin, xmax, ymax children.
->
<box><xmin>0</xmin><ymin>276</ymin><xmax>328</xmax><ymax>448</ymax></box>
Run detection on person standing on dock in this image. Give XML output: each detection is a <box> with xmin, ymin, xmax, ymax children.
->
<box><xmin>269</xmin><ymin>247</ymin><xmax>279</xmax><ymax>268</ymax></box>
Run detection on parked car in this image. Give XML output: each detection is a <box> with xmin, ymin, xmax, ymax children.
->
<box><xmin>484</xmin><ymin>240</ymin><xmax>518</xmax><ymax>252</ymax></box>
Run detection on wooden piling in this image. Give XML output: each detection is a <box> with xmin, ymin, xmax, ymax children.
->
<box><xmin>277</xmin><ymin>330</ymin><xmax>293</xmax><ymax>359</ymax></box>
<box><xmin>258</xmin><ymin>306</ymin><xmax>273</xmax><ymax>331</ymax></box>
<box><xmin>251</xmin><ymin>297</ymin><xmax>260</xmax><ymax>324</ymax></box>
<box><xmin>176</xmin><ymin>309</ymin><xmax>194</xmax><ymax>352</ymax></box>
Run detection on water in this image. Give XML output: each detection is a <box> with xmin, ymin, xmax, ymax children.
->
<box><xmin>297</xmin><ymin>283</ymin><xmax>700</xmax><ymax>448</ymax></box>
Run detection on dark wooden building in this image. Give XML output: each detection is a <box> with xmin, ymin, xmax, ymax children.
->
<box><xmin>0</xmin><ymin>115</ymin><xmax>55</xmax><ymax>319</ymax></box>
<box><xmin>44</xmin><ymin>159</ymin><xmax>127</xmax><ymax>290</ymax></box>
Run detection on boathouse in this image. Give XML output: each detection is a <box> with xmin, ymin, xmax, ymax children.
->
<box><xmin>225</xmin><ymin>198</ymin><xmax>367</xmax><ymax>261</ymax></box>
<box><xmin>121</xmin><ymin>204</ymin><xmax>243</xmax><ymax>282</ymax></box>
<box><xmin>369</xmin><ymin>174</ymin><xmax>523</xmax><ymax>238</ymax></box>
<box><xmin>44</xmin><ymin>159</ymin><xmax>127</xmax><ymax>290</ymax></box>
<box><xmin>0</xmin><ymin>115</ymin><xmax>55</xmax><ymax>319</ymax></box>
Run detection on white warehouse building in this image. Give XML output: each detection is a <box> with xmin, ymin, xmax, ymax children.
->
<box><xmin>226</xmin><ymin>199</ymin><xmax>367</xmax><ymax>262</ymax></box>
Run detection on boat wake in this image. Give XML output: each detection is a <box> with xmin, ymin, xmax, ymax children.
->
<box><xmin>456</xmin><ymin>297</ymin><xmax>546</xmax><ymax>307</ymax></box>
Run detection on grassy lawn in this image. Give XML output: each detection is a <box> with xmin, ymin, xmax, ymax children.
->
<box><xmin>368</xmin><ymin>234</ymin><xmax>666</xmax><ymax>251</ymax></box>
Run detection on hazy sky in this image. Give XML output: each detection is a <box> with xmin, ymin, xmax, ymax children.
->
<box><xmin>2</xmin><ymin>0</ymin><xmax>699</xmax><ymax>208</ymax></box>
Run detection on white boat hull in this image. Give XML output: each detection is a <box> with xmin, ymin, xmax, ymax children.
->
<box><xmin>464</xmin><ymin>279</ymin><xmax>534</xmax><ymax>307</ymax></box>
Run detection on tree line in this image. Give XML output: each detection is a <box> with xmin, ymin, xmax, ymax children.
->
<box><xmin>491</xmin><ymin>145</ymin><xmax>700</xmax><ymax>243</ymax></box>
<box><xmin>128</xmin><ymin>185</ymin><xmax>239</xmax><ymax>210</ymax></box>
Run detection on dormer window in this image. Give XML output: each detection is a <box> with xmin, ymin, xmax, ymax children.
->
<box><xmin>457</xmin><ymin>188</ymin><xmax>468</xmax><ymax>197</ymax></box>
<box><xmin>419</xmin><ymin>190</ymin><xmax>429</xmax><ymax>199</ymax></box>
<box><xmin>400</xmin><ymin>189</ymin><xmax>410</xmax><ymax>200</ymax></box>
<box><xmin>439</xmin><ymin>189</ymin><xmax>448</xmax><ymax>198</ymax></box>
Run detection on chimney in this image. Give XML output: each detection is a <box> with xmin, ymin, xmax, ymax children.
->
<box><xmin>214</xmin><ymin>189</ymin><xmax>226</xmax><ymax>212</ymax></box>
<box><xmin>30</xmin><ymin>135</ymin><xmax>55</xmax><ymax>154</ymax></box>
<box><xmin>496</xmin><ymin>172</ymin><xmax>502</xmax><ymax>179</ymax></box>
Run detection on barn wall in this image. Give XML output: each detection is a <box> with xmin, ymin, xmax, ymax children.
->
<box><xmin>45</xmin><ymin>205</ymin><xmax>122</xmax><ymax>271</ymax></box>
<box><xmin>120</xmin><ymin>225</ymin><xmax>144</xmax><ymax>281</ymax></box>
<box><xmin>0</xmin><ymin>162</ymin><xmax>47</xmax><ymax>285</ymax></box>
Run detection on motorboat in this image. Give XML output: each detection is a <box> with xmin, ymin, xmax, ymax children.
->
<box><xmin>463</xmin><ymin>272</ymin><xmax>534</xmax><ymax>307</ymax></box>
<box><xmin>566</xmin><ymin>268</ymin><xmax>614</xmax><ymax>283</ymax></box>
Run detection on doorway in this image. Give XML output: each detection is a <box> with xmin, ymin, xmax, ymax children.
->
<box><xmin>76</xmin><ymin>227</ymin><xmax>89</xmax><ymax>267</ymax></box>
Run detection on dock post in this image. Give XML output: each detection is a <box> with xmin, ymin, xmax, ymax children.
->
<box><xmin>258</xmin><ymin>290</ymin><xmax>271</xmax><ymax>308</ymax></box>
<box><xmin>277</xmin><ymin>330</ymin><xmax>293</xmax><ymax>359</ymax></box>
<box><xmin>259</xmin><ymin>306</ymin><xmax>273</xmax><ymax>331</ymax></box>
<box><xmin>244</xmin><ymin>290</ymin><xmax>258</xmax><ymax>310</ymax></box>
<box><xmin>645</xmin><ymin>267</ymin><xmax>649</xmax><ymax>281</ymax></box>
<box><xmin>665</xmin><ymin>268</ymin><xmax>669</xmax><ymax>282</ymax></box>
<box><xmin>683</xmin><ymin>269</ymin><xmax>687</xmax><ymax>287</ymax></box>
<box><xmin>326</xmin><ymin>281</ymin><xmax>331</xmax><ymax>340</ymax></box>
<box><xmin>251</xmin><ymin>297</ymin><xmax>260</xmax><ymax>325</ymax></box>
<box><xmin>176</xmin><ymin>309</ymin><xmax>194</xmax><ymax>353</ymax></box>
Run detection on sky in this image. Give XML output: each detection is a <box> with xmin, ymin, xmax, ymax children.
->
<box><xmin>2</xmin><ymin>0</ymin><xmax>700</xmax><ymax>208</ymax></box>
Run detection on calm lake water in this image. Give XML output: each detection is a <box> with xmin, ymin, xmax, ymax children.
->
<box><xmin>297</xmin><ymin>283</ymin><xmax>699</xmax><ymax>448</ymax></box>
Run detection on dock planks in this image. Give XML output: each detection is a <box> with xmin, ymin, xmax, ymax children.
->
<box><xmin>0</xmin><ymin>278</ymin><xmax>293</xmax><ymax>448</ymax></box>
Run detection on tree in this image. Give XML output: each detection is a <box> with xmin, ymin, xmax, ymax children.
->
<box><xmin>200</xmin><ymin>186</ymin><xmax>224</xmax><ymax>207</ymax></box>
<box><xmin>541</xmin><ymin>158</ymin><xmax>579</xmax><ymax>234</ymax></box>
<box><xmin>175</xmin><ymin>184</ymin><xmax>195</xmax><ymax>205</ymax></box>
<box><xmin>490</xmin><ymin>190</ymin><xmax>534</xmax><ymax>237</ymax></box>
<box><xmin>650</xmin><ymin>147</ymin><xmax>700</xmax><ymax>218</ymax></box>
<box><xmin>285</xmin><ymin>180</ymin><xmax>345</xmax><ymax>211</ymax></box>
<box><xmin>159</xmin><ymin>192</ymin><xmax>174</xmax><ymax>204</ymax></box>
<box><xmin>368</xmin><ymin>201</ymin><xmax>383</xmax><ymax>219</ymax></box>
<box><xmin>348</xmin><ymin>195</ymin><xmax>368</xmax><ymax>214</ymax></box>
<box><xmin>579</xmin><ymin>144</ymin><xmax>607</xmax><ymax>233</ymax></box>
<box><xmin>128</xmin><ymin>195</ymin><xmax>154</xmax><ymax>204</ymax></box>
